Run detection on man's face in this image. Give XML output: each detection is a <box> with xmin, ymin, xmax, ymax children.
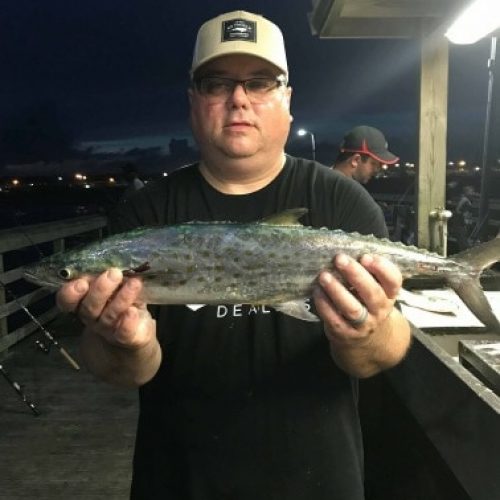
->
<box><xmin>188</xmin><ymin>54</ymin><xmax>292</xmax><ymax>162</ymax></box>
<box><xmin>464</xmin><ymin>186</ymin><xmax>475</xmax><ymax>197</ymax></box>
<box><xmin>353</xmin><ymin>156</ymin><xmax>382</xmax><ymax>184</ymax></box>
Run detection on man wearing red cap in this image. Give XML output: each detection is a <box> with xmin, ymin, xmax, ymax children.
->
<box><xmin>333</xmin><ymin>125</ymin><xmax>399</xmax><ymax>184</ymax></box>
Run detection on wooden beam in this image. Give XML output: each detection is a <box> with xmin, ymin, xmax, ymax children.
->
<box><xmin>416</xmin><ymin>29</ymin><xmax>449</xmax><ymax>250</ymax></box>
<box><xmin>0</xmin><ymin>255</ymin><xmax>7</xmax><ymax>342</ymax></box>
<box><xmin>0</xmin><ymin>215</ymin><xmax>107</xmax><ymax>253</ymax></box>
<box><xmin>0</xmin><ymin>288</ymin><xmax>54</xmax><ymax>320</ymax></box>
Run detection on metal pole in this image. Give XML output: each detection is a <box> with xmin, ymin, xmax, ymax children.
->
<box><xmin>310</xmin><ymin>133</ymin><xmax>316</xmax><ymax>162</ymax></box>
<box><xmin>429</xmin><ymin>208</ymin><xmax>452</xmax><ymax>256</ymax></box>
<box><xmin>476</xmin><ymin>36</ymin><xmax>497</xmax><ymax>240</ymax></box>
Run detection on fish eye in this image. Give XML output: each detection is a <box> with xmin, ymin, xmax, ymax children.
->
<box><xmin>58</xmin><ymin>268</ymin><xmax>74</xmax><ymax>280</ymax></box>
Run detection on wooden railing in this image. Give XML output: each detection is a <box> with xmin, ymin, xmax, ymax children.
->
<box><xmin>0</xmin><ymin>215</ymin><xmax>107</xmax><ymax>353</ymax></box>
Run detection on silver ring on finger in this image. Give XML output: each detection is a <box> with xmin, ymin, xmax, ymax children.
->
<box><xmin>348</xmin><ymin>305</ymin><xmax>368</xmax><ymax>327</ymax></box>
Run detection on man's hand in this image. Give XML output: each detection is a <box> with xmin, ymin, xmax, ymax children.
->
<box><xmin>313</xmin><ymin>254</ymin><xmax>410</xmax><ymax>377</ymax></box>
<box><xmin>56</xmin><ymin>268</ymin><xmax>160</xmax><ymax>387</ymax></box>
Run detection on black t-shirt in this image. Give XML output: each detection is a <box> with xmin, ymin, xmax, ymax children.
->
<box><xmin>110</xmin><ymin>156</ymin><xmax>387</xmax><ymax>500</ymax></box>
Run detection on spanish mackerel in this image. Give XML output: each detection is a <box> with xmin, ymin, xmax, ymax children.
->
<box><xmin>23</xmin><ymin>208</ymin><xmax>500</xmax><ymax>329</ymax></box>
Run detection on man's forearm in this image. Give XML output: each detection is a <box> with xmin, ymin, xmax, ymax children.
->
<box><xmin>328</xmin><ymin>309</ymin><xmax>411</xmax><ymax>378</ymax></box>
<box><xmin>80</xmin><ymin>328</ymin><xmax>162</xmax><ymax>388</ymax></box>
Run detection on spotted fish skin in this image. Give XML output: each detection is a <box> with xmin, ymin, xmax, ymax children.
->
<box><xmin>23</xmin><ymin>209</ymin><xmax>500</xmax><ymax>328</ymax></box>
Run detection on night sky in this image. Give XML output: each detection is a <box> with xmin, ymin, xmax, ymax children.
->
<box><xmin>1</xmin><ymin>0</ymin><xmax>495</xmax><ymax>163</ymax></box>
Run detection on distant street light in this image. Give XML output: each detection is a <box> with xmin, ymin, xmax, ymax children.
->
<box><xmin>297</xmin><ymin>128</ymin><xmax>316</xmax><ymax>161</ymax></box>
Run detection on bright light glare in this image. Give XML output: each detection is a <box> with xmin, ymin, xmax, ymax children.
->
<box><xmin>445</xmin><ymin>0</ymin><xmax>500</xmax><ymax>44</ymax></box>
<box><xmin>297</xmin><ymin>129</ymin><xmax>307</xmax><ymax>136</ymax></box>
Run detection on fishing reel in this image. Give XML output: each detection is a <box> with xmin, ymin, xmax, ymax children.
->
<box><xmin>35</xmin><ymin>339</ymin><xmax>51</xmax><ymax>354</ymax></box>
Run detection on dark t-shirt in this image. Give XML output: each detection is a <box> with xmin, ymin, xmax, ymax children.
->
<box><xmin>110</xmin><ymin>156</ymin><xmax>388</xmax><ymax>500</ymax></box>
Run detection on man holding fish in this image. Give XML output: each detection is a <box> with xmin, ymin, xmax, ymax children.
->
<box><xmin>56</xmin><ymin>10</ymin><xmax>411</xmax><ymax>500</ymax></box>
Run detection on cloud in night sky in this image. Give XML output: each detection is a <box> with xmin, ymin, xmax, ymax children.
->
<box><xmin>1</xmin><ymin>0</ymin><xmax>496</xmax><ymax>162</ymax></box>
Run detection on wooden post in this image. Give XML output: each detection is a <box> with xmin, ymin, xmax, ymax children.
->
<box><xmin>0</xmin><ymin>254</ymin><xmax>8</xmax><ymax>357</ymax></box>
<box><xmin>417</xmin><ymin>30</ymin><xmax>449</xmax><ymax>250</ymax></box>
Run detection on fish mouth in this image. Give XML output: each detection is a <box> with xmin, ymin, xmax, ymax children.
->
<box><xmin>22</xmin><ymin>269</ymin><xmax>61</xmax><ymax>289</ymax></box>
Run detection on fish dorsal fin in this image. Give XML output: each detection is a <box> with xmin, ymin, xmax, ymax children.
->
<box><xmin>259</xmin><ymin>208</ymin><xmax>308</xmax><ymax>226</ymax></box>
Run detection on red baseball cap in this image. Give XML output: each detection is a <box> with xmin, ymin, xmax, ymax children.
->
<box><xmin>340</xmin><ymin>126</ymin><xmax>399</xmax><ymax>164</ymax></box>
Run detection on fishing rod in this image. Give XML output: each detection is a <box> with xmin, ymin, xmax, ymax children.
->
<box><xmin>0</xmin><ymin>363</ymin><xmax>40</xmax><ymax>416</ymax></box>
<box><xmin>2</xmin><ymin>212</ymin><xmax>80</xmax><ymax>370</ymax></box>
<box><xmin>0</xmin><ymin>280</ymin><xmax>80</xmax><ymax>371</ymax></box>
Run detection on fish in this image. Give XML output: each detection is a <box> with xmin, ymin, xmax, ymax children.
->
<box><xmin>23</xmin><ymin>208</ymin><xmax>500</xmax><ymax>329</ymax></box>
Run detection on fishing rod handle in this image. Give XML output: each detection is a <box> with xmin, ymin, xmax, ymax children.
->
<box><xmin>59</xmin><ymin>347</ymin><xmax>81</xmax><ymax>371</ymax></box>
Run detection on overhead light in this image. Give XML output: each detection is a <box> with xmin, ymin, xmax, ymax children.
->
<box><xmin>445</xmin><ymin>0</ymin><xmax>500</xmax><ymax>45</ymax></box>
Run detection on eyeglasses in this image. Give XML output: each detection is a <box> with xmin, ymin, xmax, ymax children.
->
<box><xmin>193</xmin><ymin>75</ymin><xmax>288</xmax><ymax>103</ymax></box>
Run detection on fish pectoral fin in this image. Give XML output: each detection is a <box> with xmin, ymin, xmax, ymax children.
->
<box><xmin>259</xmin><ymin>208</ymin><xmax>308</xmax><ymax>226</ymax></box>
<box><xmin>273</xmin><ymin>300</ymin><xmax>320</xmax><ymax>322</ymax></box>
<box><xmin>397</xmin><ymin>288</ymin><xmax>459</xmax><ymax>315</ymax></box>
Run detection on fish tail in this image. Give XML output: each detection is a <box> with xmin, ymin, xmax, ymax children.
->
<box><xmin>453</xmin><ymin>233</ymin><xmax>500</xmax><ymax>271</ymax></box>
<box><xmin>447</xmin><ymin>277</ymin><xmax>499</xmax><ymax>330</ymax></box>
<box><xmin>447</xmin><ymin>235</ymin><xmax>500</xmax><ymax>330</ymax></box>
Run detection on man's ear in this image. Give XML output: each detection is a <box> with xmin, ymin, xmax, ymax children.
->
<box><xmin>350</xmin><ymin>154</ymin><xmax>362</xmax><ymax>169</ymax></box>
<box><xmin>285</xmin><ymin>86</ymin><xmax>292</xmax><ymax>108</ymax></box>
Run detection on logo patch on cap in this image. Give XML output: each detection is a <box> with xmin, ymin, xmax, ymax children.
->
<box><xmin>222</xmin><ymin>19</ymin><xmax>256</xmax><ymax>43</ymax></box>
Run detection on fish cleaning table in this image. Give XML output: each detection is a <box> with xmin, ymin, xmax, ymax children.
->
<box><xmin>387</xmin><ymin>290</ymin><xmax>500</xmax><ymax>500</ymax></box>
<box><xmin>459</xmin><ymin>340</ymin><xmax>500</xmax><ymax>396</ymax></box>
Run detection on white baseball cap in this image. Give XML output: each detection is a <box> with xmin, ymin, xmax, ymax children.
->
<box><xmin>191</xmin><ymin>11</ymin><xmax>288</xmax><ymax>77</ymax></box>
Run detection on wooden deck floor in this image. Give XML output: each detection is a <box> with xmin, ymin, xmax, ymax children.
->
<box><xmin>1</xmin><ymin>313</ymin><xmax>475</xmax><ymax>500</ymax></box>
<box><xmin>0</xmin><ymin>314</ymin><xmax>138</xmax><ymax>500</ymax></box>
